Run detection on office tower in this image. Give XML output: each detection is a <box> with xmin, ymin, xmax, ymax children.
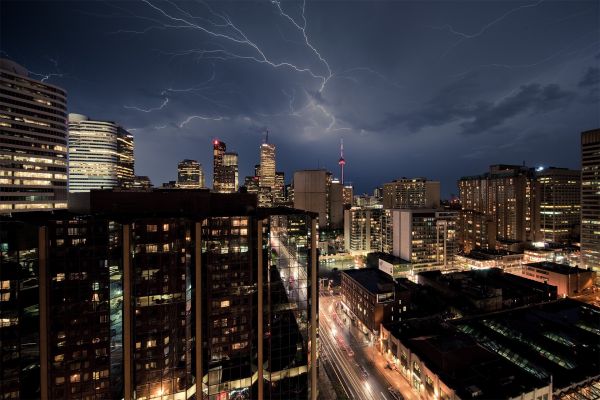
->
<box><xmin>536</xmin><ymin>167</ymin><xmax>580</xmax><ymax>244</ymax></box>
<box><xmin>459</xmin><ymin>165</ymin><xmax>537</xmax><ymax>245</ymax></box>
<box><xmin>581</xmin><ymin>129</ymin><xmax>600</xmax><ymax>268</ymax></box>
<box><xmin>344</xmin><ymin>205</ymin><xmax>384</xmax><ymax>254</ymax></box>
<box><xmin>116</xmin><ymin>127</ymin><xmax>135</xmax><ymax>188</ymax></box>
<box><xmin>68</xmin><ymin>114</ymin><xmax>119</xmax><ymax>193</ymax></box>
<box><xmin>293</xmin><ymin>170</ymin><xmax>343</xmax><ymax>230</ymax></box>
<box><xmin>177</xmin><ymin>159</ymin><xmax>203</xmax><ymax>188</ymax></box>
<box><xmin>223</xmin><ymin>152</ymin><xmax>239</xmax><ymax>192</ymax></box>
<box><xmin>1</xmin><ymin>190</ymin><xmax>319</xmax><ymax>399</ymax></box>
<box><xmin>382</xmin><ymin>178</ymin><xmax>440</xmax><ymax>209</ymax></box>
<box><xmin>132</xmin><ymin>175</ymin><xmax>153</xmax><ymax>189</ymax></box>
<box><xmin>273</xmin><ymin>171</ymin><xmax>286</xmax><ymax>206</ymax></box>
<box><xmin>0</xmin><ymin>58</ymin><xmax>67</xmax><ymax>213</ymax></box>
<box><xmin>259</xmin><ymin>140</ymin><xmax>276</xmax><ymax>190</ymax></box>
<box><xmin>389</xmin><ymin>209</ymin><xmax>458</xmax><ymax>268</ymax></box>
<box><xmin>212</xmin><ymin>139</ymin><xmax>226</xmax><ymax>191</ymax></box>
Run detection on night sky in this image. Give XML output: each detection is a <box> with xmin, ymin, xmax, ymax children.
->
<box><xmin>2</xmin><ymin>0</ymin><xmax>599</xmax><ymax>196</ymax></box>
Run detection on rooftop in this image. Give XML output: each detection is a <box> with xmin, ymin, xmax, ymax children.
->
<box><xmin>341</xmin><ymin>267</ymin><xmax>395</xmax><ymax>294</ymax></box>
<box><xmin>525</xmin><ymin>261</ymin><xmax>593</xmax><ymax>275</ymax></box>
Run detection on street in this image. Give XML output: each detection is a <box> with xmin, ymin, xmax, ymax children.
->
<box><xmin>319</xmin><ymin>292</ymin><xmax>417</xmax><ymax>400</ymax></box>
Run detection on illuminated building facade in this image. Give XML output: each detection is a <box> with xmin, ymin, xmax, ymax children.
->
<box><xmin>0</xmin><ymin>58</ymin><xmax>68</xmax><ymax>213</ymax></box>
<box><xmin>581</xmin><ymin>129</ymin><xmax>600</xmax><ymax>269</ymax></box>
<box><xmin>273</xmin><ymin>171</ymin><xmax>286</xmax><ymax>206</ymax></box>
<box><xmin>116</xmin><ymin>127</ymin><xmax>134</xmax><ymax>188</ymax></box>
<box><xmin>132</xmin><ymin>175</ymin><xmax>153</xmax><ymax>190</ymax></box>
<box><xmin>259</xmin><ymin>142</ymin><xmax>275</xmax><ymax>190</ymax></box>
<box><xmin>382</xmin><ymin>178</ymin><xmax>440</xmax><ymax>209</ymax></box>
<box><xmin>536</xmin><ymin>167</ymin><xmax>580</xmax><ymax>244</ymax></box>
<box><xmin>458</xmin><ymin>209</ymin><xmax>496</xmax><ymax>253</ymax></box>
<box><xmin>222</xmin><ymin>152</ymin><xmax>239</xmax><ymax>192</ymax></box>
<box><xmin>68</xmin><ymin>114</ymin><xmax>118</xmax><ymax>193</ymax></box>
<box><xmin>0</xmin><ymin>190</ymin><xmax>319</xmax><ymax>400</ymax></box>
<box><xmin>343</xmin><ymin>205</ymin><xmax>384</xmax><ymax>254</ymax></box>
<box><xmin>177</xmin><ymin>159</ymin><xmax>203</xmax><ymax>188</ymax></box>
<box><xmin>342</xmin><ymin>185</ymin><xmax>353</xmax><ymax>207</ymax></box>
<box><xmin>389</xmin><ymin>209</ymin><xmax>458</xmax><ymax>268</ymax></box>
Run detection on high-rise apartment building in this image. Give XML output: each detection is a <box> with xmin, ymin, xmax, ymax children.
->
<box><xmin>344</xmin><ymin>205</ymin><xmax>384</xmax><ymax>254</ymax></box>
<box><xmin>132</xmin><ymin>175</ymin><xmax>153</xmax><ymax>189</ymax></box>
<box><xmin>0</xmin><ymin>190</ymin><xmax>319</xmax><ymax>400</ymax></box>
<box><xmin>342</xmin><ymin>185</ymin><xmax>353</xmax><ymax>207</ymax></box>
<box><xmin>177</xmin><ymin>159</ymin><xmax>203</xmax><ymax>188</ymax></box>
<box><xmin>388</xmin><ymin>209</ymin><xmax>458</xmax><ymax>268</ymax></box>
<box><xmin>293</xmin><ymin>169</ymin><xmax>343</xmax><ymax>230</ymax></box>
<box><xmin>68</xmin><ymin>114</ymin><xmax>134</xmax><ymax>193</ymax></box>
<box><xmin>0</xmin><ymin>59</ymin><xmax>68</xmax><ymax>212</ymax></box>
<box><xmin>536</xmin><ymin>167</ymin><xmax>580</xmax><ymax>244</ymax></box>
<box><xmin>116</xmin><ymin>127</ymin><xmax>135</xmax><ymax>188</ymax></box>
<box><xmin>459</xmin><ymin>165</ymin><xmax>537</xmax><ymax>245</ymax></box>
<box><xmin>382</xmin><ymin>178</ymin><xmax>440</xmax><ymax>209</ymax></box>
<box><xmin>458</xmin><ymin>209</ymin><xmax>496</xmax><ymax>253</ymax></box>
<box><xmin>581</xmin><ymin>129</ymin><xmax>600</xmax><ymax>268</ymax></box>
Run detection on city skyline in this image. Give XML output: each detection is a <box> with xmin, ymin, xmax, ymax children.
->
<box><xmin>2</xmin><ymin>1</ymin><xmax>598</xmax><ymax>195</ymax></box>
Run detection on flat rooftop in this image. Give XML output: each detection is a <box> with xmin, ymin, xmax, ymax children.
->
<box><xmin>525</xmin><ymin>261</ymin><xmax>593</xmax><ymax>275</ymax></box>
<box><xmin>341</xmin><ymin>267</ymin><xmax>395</xmax><ymax>294</ymax></box>
<box><xmin>369</xmin><ymin>251</ymin><xmax>411</xmax><ymax>265</ymax></box>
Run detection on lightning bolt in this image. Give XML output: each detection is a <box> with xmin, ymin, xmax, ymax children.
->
<box><xmin>178</xmin><ymin>115</ymin><xmax>226</xmax><ymax>128</ymax></box>
<box><xmin>431</xmin><ymin>0</ymin><xmax>545</xmax><ymax>56</ymax></box>
<box><xmin>124</xmin><ymin>97</ymin><xmax>169</xmax><ymax>112</ymax></box>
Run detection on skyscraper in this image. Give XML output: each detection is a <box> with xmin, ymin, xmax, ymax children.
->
<box><xmin>259</xmin><ymin>141</ymin><xmax>275</xmax><ymax>190</ymax></box>
<box><xmin>223</xmin><ymin>152</ymin><xmax>239</xmax><ymax>192</ymax></box>
<box><xmin>177</xmin><ymin>159</ymin><xmax>203</xmax><ymax>188</ymax></box>
<box><xmin>212</xmin><ymin>139</ymin><xmax>226</xmax><ymax>191</ymax></box>
<box><xmin>382</xmin><ymin>178</ymin><xmax>440</xmax><ymax>209</ymax></box>
<box><xmin>581</xmin><ymin>129</ymin><xmax>600</xmax><ymax>268</ymax></box>
<box><xmin>0</xmin><ymin>58</ymin><xmax>68</xmax><ymax>213</ymax></box>
<box><xmin>68</xmin><ymin>114</ymin><xmax>119</xmax><ymax>193</ymax></box>
<box><xmin>1</xmin><ymin>190</ymin><xmax>319</xmax><ymax>399</ymax></box>
<box><xmin>116</xmin><ymin>127</ymin><xmax>135</xmax><ymax>188</ymax></box>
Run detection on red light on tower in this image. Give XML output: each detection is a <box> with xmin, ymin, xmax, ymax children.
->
<box><xmin>213</xmin><ymin>139</ymin><xmax>219</xmax><ymax>145</ymax></box>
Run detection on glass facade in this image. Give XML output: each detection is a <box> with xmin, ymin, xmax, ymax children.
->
<box><xmin>0</xmin><ymin>221</ymin><xmax>40</xmax><ymax>399</ymax></box>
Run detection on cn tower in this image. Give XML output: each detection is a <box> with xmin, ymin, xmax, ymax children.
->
<box><xmin>338</xmin><ymin>139</ymin><xmax>346</xmax><ymax>184</ymax></box>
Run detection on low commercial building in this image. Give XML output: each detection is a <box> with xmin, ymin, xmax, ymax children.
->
<box><xmin>381</xmin><ymin>320</ymin><xmax>552</xmax><ymax>400</ymax></box>
<box><xmin>417</xmin><ymin>268</ymin><xmax>557</xmax><ymax>314</ymax></box>
<box><xmin>367</xmin><ymin>252</ymin><xmax>412</xmax><ymax>278</ymax></box>
<box><xmin>512</xmin><ymin>262</ymin><xmax>596</xmax><ymax>297</ymax></box>
<box><xmin>340</xmin><ymin>268</ymin><xmax>410</xmax><ymax>337</ymax></box>
<box><xmin>455</xmin><ymin>249</ymin><xmax>523</xmax><ymax>272</ymax></box>
<box><xmin>382</xmin><ymin>299</ymin><xmax>600</xmax><ymax>400</ymax></box>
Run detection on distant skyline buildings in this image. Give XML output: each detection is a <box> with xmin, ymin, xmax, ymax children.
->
<box><xmin>177</xmin><ymin>159</ymin><xmax>204</xmax><ymax>188</ymax></box>
<box><xmin>0</xmin><ymin>59</ymin><xmax>68</xmax><ymax>212</ymax></box>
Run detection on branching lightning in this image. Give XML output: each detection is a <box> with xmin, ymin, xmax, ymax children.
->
<box><xmin>124</xmin><ymin>97</ymin><xmax>169</xmax><ymax>112</ymax></box>
<box><xmin>432</xmin><ymin>0</ymin><xmax>545</xmax><ymax>56</ymax></box>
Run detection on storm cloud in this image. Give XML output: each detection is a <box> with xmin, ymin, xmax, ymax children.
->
<box><xmin>2</xmin><ymin>0</ymin><xmax>598</xmax><ymax>195</ymax></box>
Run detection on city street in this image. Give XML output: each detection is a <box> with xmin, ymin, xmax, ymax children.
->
<box><xmin>319</xmin><ymin>292</ymin><xmax>417</xmax><ymax>400</ymax></box>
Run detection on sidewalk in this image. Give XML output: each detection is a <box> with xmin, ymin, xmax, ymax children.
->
<box><xmin>318</xmin><ymin>361</ymin><xmax>338</xmax><ymax>400</ymax></box>
<box><xmin>335</xmin><ymin>298</ymin><xmax>418</xmax><ymax>400</ymax></box>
